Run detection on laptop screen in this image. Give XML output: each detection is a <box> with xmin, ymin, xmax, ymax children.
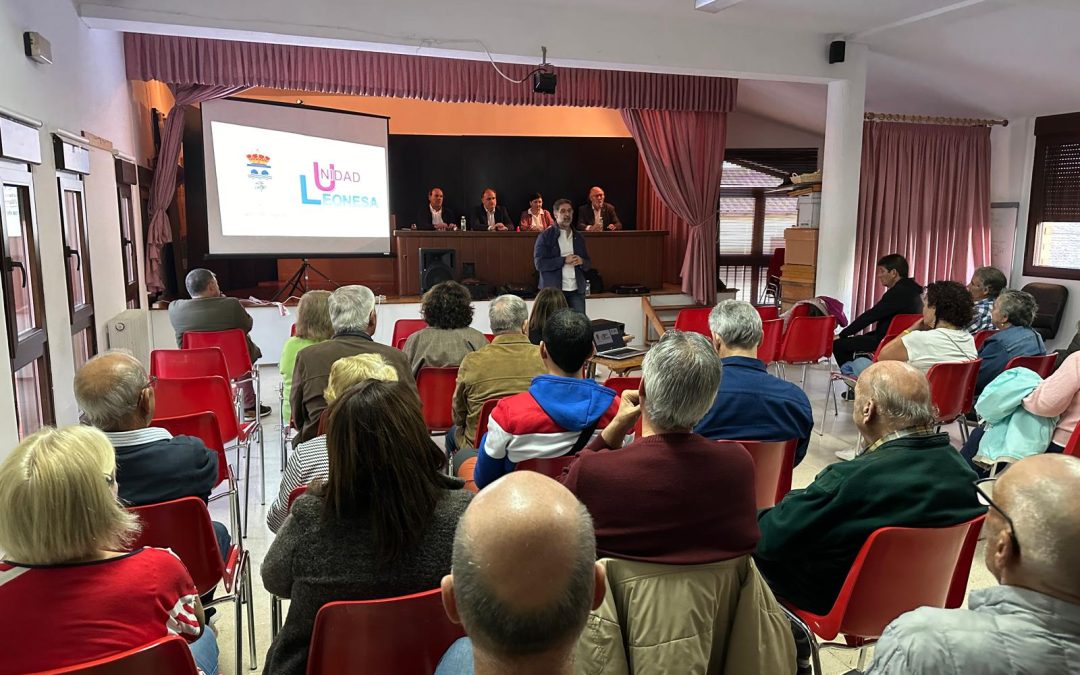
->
<box><xmin>593</xmin><ymin>327</ymin><xmax>625</xmax><ymax>350</ymax></box>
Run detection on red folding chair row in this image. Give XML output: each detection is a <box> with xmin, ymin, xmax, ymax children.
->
<box><xmin>27</xmin><ymin>636</ymin><xmax>198</xmax><ymax>674</ymax></box>
<box><xmin>417</xmin><ymin>367</ymin><xmax>459</xmax><ymax>432</ymax></box>
<box><xmin>926</xmin><ymin>359</ymin><xmax>982</xmax><ymax>442</ymax></box>
<box><xmin>674</xmin><ymin>308</ymin><xmax>711</xmax><ymax>337</ymax></box>
<box><xmin>776</xmin><ymin>315</ymin><xmax>836</xmax><ymax>389</ymax></box>
<box><xmin>723</xmin><ymin>439</ymin><xmax>797</xmax><ymax>509</ymax></box>
<box><xmin>392</xmin><ymin>319</ymin><xmax>427</xmax><ymax>350</ymax></box>
<box><xmin>755</xmin><ymin>305</ymin><xmax>779</xmax><ymax>322</ymax></box>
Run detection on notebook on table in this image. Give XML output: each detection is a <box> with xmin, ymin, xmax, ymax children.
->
<box><xmin>593</xmin><ymin>326</ymin><xmax>646</xmax><ymax>360</ymax></box>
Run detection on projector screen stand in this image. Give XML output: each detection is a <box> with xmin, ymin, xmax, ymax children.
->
<box><xmin>272</xmin><ymin>258</ymin><xmax>340</xmax><ymax>302</ymax></box>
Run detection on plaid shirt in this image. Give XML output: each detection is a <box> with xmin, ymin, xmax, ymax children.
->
<box><xmin>967</xmin><ymin>297</ymin><xmax>995</xmax><ymax>333</ymax></box>
<box><xmin>855</xmin><ymin>425</ymin><xmax>939</xmax><ymax>457</ymax></box>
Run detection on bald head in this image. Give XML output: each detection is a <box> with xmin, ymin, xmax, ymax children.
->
<box><xmin>74</xmin><ymin>351</ymin><xmax>152</xmax><ymax>431</ymax></box>
<box><xmin>854</xmin><ymin>361</ymin><xmax>936</xmax><ymax>443</ymax></box>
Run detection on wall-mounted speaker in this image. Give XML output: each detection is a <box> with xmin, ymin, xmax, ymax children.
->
<box><xmin>420</xmin><ymin>248</ymin><xmax>456</xmax><ymax>293</ymax></box>
<box><xmin>829</xmin><ymin>40</ymin><xmax>846</xmax><ymax>64</ymax></box>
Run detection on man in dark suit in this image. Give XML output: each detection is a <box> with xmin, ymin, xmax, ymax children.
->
<box><xmin>576</xmin><ymin>186</ymin><xmax>622</xmax><ymax>231</ymax></box>
<box><xmin>412</xmin><ymin>186</ymin><xmax>458</xmax><ymax>231</ymax></box>
<box><xmin>471</xmin><ymin>188</ymin><xmax>514</xmax><ymax>231</ymax></box>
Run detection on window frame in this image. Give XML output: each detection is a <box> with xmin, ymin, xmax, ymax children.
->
<box><xmin>1022</xmin><ymin>113</ymin><xmax>1080</xmax><ymax>280</ymax></box>
<box><xmin>57</xmin><ymin>170</ymin><xmax>97</xmax><ymax>366</ymax></box>
<box><xmin>116</xmin><ymin>158</ymin><xmax>141</xmax><ymax>308</ymax></box>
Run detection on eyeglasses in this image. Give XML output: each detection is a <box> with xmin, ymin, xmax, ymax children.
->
<box><xmin>144</xmin><ymin>375</ymin><xmax>157</xmax><ymax>390</ymax></box>
<box><xmin>974</xmin><ymin>478</ymin><xmax>1020</xmax><ymax>555</ymax></box>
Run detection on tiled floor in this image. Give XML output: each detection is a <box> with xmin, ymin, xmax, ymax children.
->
<box><xmin>207</xmin><ymin>361</ymin><xmax>996</xmax><ymax>674</ymax></box>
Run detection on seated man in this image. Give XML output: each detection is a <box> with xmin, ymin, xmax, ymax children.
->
<box><xmin>754</xmin><ymin>361</ymin><xmax>985</xmax><ymax>615</ymax></box>
<box><xmin>866</xmin><ymin>454</ymin><xmax>1080</xmax><ymax>675</ymax></box>
<box><xmin>562</xmin><ymin>330</ymin><xmax>760</xmax><ymax>563</ymax></box>
<box><xmin>472</xmin><ymin>310</ymin><xmax>617</xmax><ymax>489</ymax></box>
<box><xmin>833</xmin><ymin>254</ymin><xmax>923</xmax><ymax>367</ymax></box>
<box><xmin>290</xmin><ymin>285</ymin><xmax>413</xmax><ymax>444</ymax></box>
<box><xmin>168</xmin><ymin>268</ymin><xmax>268</xmax><ymax>419</ymax></box>
<box><xmin>966</xmin><ymin>265</ymin><xmax>1007</xmax><ymax>333</ymax></box>
<box><xmin>435</xmin><ymin>472</ymin><xmax>605</xmax><ymax>675</ymax></box>
<box><xmin>470</xmin><ymin>188</ymin><xmax>513</xmax><ymax>231</ymax></box>
<box><xmin>576</xmin><ymin>186</ymin><xmax>621</xmax><ymax>231</ymax></box>
<box><xmin>414</xmin><ymin>186</ymin><xmax>457</xmax><ymax>231</ymax></box>
<box><xmin>695</xmin><ymin>300</ymin><xmax>814</xmax><ymax>466</ymax></box>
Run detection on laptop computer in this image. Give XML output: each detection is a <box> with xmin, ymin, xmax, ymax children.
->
<box><xmin>593</xmin><ymin>326</ymin><xmax>647</xmax><ymax>360</ymax></box>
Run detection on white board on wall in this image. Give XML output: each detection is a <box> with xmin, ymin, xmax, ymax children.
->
<box><xmin>990</xmin><ymin>202</ymin><xmax>1020</xmax><ymax>282</ymax></box>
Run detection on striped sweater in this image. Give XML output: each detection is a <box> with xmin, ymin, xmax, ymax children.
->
<box><xmin>267</xmin><ymin>434</ymin><xmax>328</xmax><ymax>533</ymax></box>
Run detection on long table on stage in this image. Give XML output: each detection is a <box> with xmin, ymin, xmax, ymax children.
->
<box><xmin>394</xmin><ymin>230</ymin><xmax>668</xmax><ymax>296</ymax></box>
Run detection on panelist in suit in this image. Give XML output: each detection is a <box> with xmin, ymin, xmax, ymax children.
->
<box><xmin>518</xmin><ymin>192</ymin><xmax>555</xmax><ymax>232</ymax></box>
<box><xmin>412</xmin><ymin>186</ymin><xmax>458</xmax><ymax>231</ymax></box>
<box><xmin>471</xmin><ymin>188</ymin><xmax>514</xmax><ymax>231</ymax></box>
<box><xmin>576</xmin><ymin>186</ymin><xmax>622</xmax><ymax>231</ymax></box>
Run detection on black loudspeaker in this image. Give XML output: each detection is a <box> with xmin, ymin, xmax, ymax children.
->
<box><xmin>533</xmin><ymin>70</ymin><xmax>557</xmax><ymax>95</ymax></box>
<box><xmin>420</xmin><ymin>248</ymin><xmax>455</xmax><ymax>293</ymax></box>
<box><xmin>829</xmin><ymin>40</ymin><xmax>846</xmax><ymax>64</ymax></box>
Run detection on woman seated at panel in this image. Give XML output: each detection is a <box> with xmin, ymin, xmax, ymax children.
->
<box><xmin>403</xmin><ymin>280</ymin><xmax>488</xmax><ymax>377</ymax></box>
<box><xmin>262</xmin><ymin>379</ymin><xmax>472</xmax><ymax>675</ymax></box>
<box><xmin>527</xmin><ymin>287</ymin><xmax>569</xmax><ymax>346</ymax></box>
<box><xmin>518</xmin><ymin>192</ymin><xmax>554</xmax><ymax>232</ymax></box>
<box><xmin>973</xmin><ymin>289</ymin><xmax>1045</xmax><ymax>397</ymax></box>
<box><xmin>871</xmin><ymin>280</ymin><xmax>978</xmax><ymax>373</ymax></box>
<box><xmin>0</xmin><ymin>426</ymin><xmax>219</xmax><ymax>674</ymax></box>
<box><xmin>279</xmin><ymin>289</ymin><xmax>333</xmax><ymax>423</ymax></box>
<box><xmin>266</xmin><ymin>353</ymin><xmax>399</xmax><ymax>533</ymax></box>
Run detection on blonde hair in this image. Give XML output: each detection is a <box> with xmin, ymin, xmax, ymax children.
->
<box><xmin>296</xmin><ymin>290</ymin><xmax>333</xmax><ymax>341</ymax></box>
<box><xmin>324</xmin><ymin>353</ymin><xmax>399</xmax><ymax>403</ymax></box>
<box><xmin>0</xmin><ymin>426</ymin><xmax>140</xmax><ymax>564</ymax></box>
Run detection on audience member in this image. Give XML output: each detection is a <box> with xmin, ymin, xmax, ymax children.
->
<box><xmin>1020</xmin><ymin>350</ymin><xmax>1080</xmax><ymax>453</ymax></box>
<box><xmin>754</xmin><ymin>362</ymin><xmax>984</xmax><ymax>615</ymax></box>
<box><xmin>833</xmin><ymin>254</ymin><xmax>923</xmax><ymax>367</ymax></box>
<box><xmin>290</xmin><ymin>285</ymin><xmax>412</xmax><ymax>444</ymax></box>
<box><xmin>434</xmin><ymin>472</ymin><xmax>604</xmax><ymax>675</ymax></box>
<box><xmin>535</xmin><ymin>200</ymin><xmax>591</xmax><ymax>315</ymax></box>
<box><xmin>967</xmin><ymin>266</ymin><xmax>1008</xmax><ymax>333</ymax></box>
<box><xmin>472</xmin><ymin>310</ymin><xmax>617</xmax><ymax>489</ymax></box>
<box><xmin>415</xmin><ymin>186</ymin><xmax>457</xmax><ymax>231</ymax></box>
<box><xmin>447</xmin><ymin>295</ymin><xmax>545</xmax><ymax>459</ymax></box>
<box><xmin>865</xmin><ymin>454</ymin><xmax>1080</xmax><ymax>674</ymax></box>
<box><xmin>471</xmin><ymin>188</ymin><xmax>513</xmax><ymax>231</ymax></box>
<box><xmin>0</xmin><ymin>426</ymin><xmax>218</xmax><ymax>674</ymax></box>
<box><xmin>267</xmin><ymin>354</ymin><xmax>399</xmax><ymax>533</ymax></box>
<box><xmin>527</xmin><ymin>287</ymin><xmax>568</xmax><ymax>345</ymax></box>
<box><xmin>168</xmin><ymin>268</ymin><xmax>268</xmax><ymax>419</ymax></box>
<box><xmin>576</xmin><ymin>186</ymin><xmax>621</xmax><ymax>231</ymax></box>
<box><xmin>263</xmin><ymin>380</ymin><xmax>471</xmax><ymax>675</ymax></box>
<box><xmin>518</xmin><ymin>192</ymin><xmax>554</xmax><ymax>232</ymax></box>
<box><xmin>694</xmin><ymin>300</ymin><xmax>814</xmax><ymax>465</ymax></box>
<box><xmin>279</xmin><ymin>290</ymin><xmax>332</xmax><ymax>423</ymax></box>
<box><xmin>875</xmin><ymin>280</ymin><xmax>977</xmax><ymax>373</ymax></box>
<box><xmin>563</xmin><ymin>330</ymin><xmax>760</xmax><ymax>563</ymax></box>
<box><xmin>975</xmin><ymin>289</ymin><xmax>1045</xmax><ymax>396</ymax></box>
<box><xmin>403</xmin><ymin>281</ymin><xmax>488</xmax><ymax>377</ymax></box>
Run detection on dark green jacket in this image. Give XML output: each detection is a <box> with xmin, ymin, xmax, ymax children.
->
<box><xmin>753</xmin><ymin>432</ymin><xmax>985</xmax><ymax>615</ymax></box>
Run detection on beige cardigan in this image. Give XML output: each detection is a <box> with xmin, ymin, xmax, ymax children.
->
<box><xmin>403</xmin><ymin>326</ymin><xmax>489</xmax><ymax>377</ymax></box>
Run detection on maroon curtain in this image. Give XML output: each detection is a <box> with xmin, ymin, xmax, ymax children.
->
<box><xmin>622</xmin><ymin>109</ymin><xmax>727</xmax><ymax>305</ymax></box>
<box><xmin>637</xmin><ymin>155</ymin><xmax>687</xmax><ymax>285</ymax></box>
<box><xmin>852</xmin><ymin>122</ymin><xmax>991</xmax><ymax>316</ymax></box>
<box><xmin>145</xmin><ymin>83</ymin><xmax>244</xmax><ymax>294</ymax></box>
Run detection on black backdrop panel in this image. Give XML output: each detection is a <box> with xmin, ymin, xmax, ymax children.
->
<box><xmin>389</xmin><ymin>135</ymin><xmax>639</xmax><ymax>230</ymax></box>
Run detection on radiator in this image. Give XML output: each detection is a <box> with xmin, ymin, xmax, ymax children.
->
<box><xmin>106</xmin><ymin>309</ymin><xmax>151</xmax><ymax>369</ymax></box>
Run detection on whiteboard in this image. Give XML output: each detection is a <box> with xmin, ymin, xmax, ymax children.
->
<box><xmin>990</xmin><ymin>202</ymin><xmax>1019</xmax><ymax>282</ymax></box>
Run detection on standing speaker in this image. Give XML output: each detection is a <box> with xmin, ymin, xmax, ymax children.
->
<box><xmin>420</xmin><ymin>248</ymin><xmax>456</xmax><ymax>293</ymax></box>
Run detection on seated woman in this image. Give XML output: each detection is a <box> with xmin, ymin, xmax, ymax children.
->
<box><xmin>974</xmin><ymin>289</ymin><xmax>1045</xmax><ymax>397</ymax></box>
<box><xmin>876</xmin><ymin>280</ymin><xmax>977</xmax><ymax>373</ymax></box>
<box><xmin>403</xmin><ymin>280</ymin><xmax>487</xmax><ymax>377</ymax></box>
<box><xmin>0</xmin><ymin>426</ymin><xmax>218</xmax><ymax>674</ymax></box>
<box><xmin>518</xmin><ymin>192</ymin><xmax>554</xmax><ymax>232</ymax></box>
<box><xmin>262</xmin><ymin>379</ymin><xmax>472</xmax><ymax>675</ymax></box>
<box><xmin>527</xmin><ymin>287</ymin><xmax>569</xmax><ymax>346</ymax></box>
<box><xmin>279</xmin><ymin>289</ymin><xmax>333</xmax><ymax>423</ymax></box>
<box><xmin>267</xmin><ymin>353</ymin><xmax>399</xmax><ymax>533</ymax></box>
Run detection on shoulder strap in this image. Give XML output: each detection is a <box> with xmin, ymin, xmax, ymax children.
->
<box><xmin>569</xmin><ymin>417</ymin><xmax>602</xmax><ymax>456</ymax></box>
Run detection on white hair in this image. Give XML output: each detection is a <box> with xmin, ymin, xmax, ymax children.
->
<box><xmin>74</xmin><ymin>351</ymin><xmax>147</xmax><ymax>430</ymax></box>
<box><xmin>708</xmin><ymin>300</ymin><xmax>763</xmax><ymax>350</ymax></box>
<box><xmin>489</xmin><ymin>295</ymin><xmax>528</xmax><ymax>334</ymax></box>
<box><xmin>328</xmin><ymin>285</ymin><xmax>376</xmax><ymax>334</ymax></box>
<box><xmin>641</xmin><ymin>331</ymin><xmax>722</xmax><ymax>432</ymax></box>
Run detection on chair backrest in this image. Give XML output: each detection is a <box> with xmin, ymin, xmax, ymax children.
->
<box><xmin>1022</xmin><ymin>282</ymin><xmax>1068</xmax><ymax>340</ymax></box>
<box><xmin>787</xmin><ymin>303</ymin><xmax>812</xmax><ymax>321</ymax></box>
<box><xmin>766</xmin><ymin>247</ymin><xmax>785</xmax><ymax>280</ymax></box>
<box><xmin>757</xmin><ymin>319</ymin><xmax>783</xmax><ymax>364</ymax></box>
<box><xmin>151</xmin><ymin>375</ymin><xmax>242</xmax><ymax>444</ymax></box>
<box><xmin>483</xmin><ymin>333</ymin><xmax>495</xmax><ymax>342</ymax></box>
<box><xmin>674</xmin><ymin>308</ymin><xmax>711</xmax><ymax>337</ymax></box>
<box><xmin>973</xmin><ymin>329</ymin><xmax>997</xmax><ymax>351</ymax></box>
<box><xmin>30</xmin><ymin>636</ymin><xmax>198</xmax><ymax>675</ymax></box>
<box><xmin>153</xmin><ymin>412</ymin><xmax>229</xmax><ymax>487</ymax></box>
<box><xmin>516</xmin><ymin>455</ymin><xmax>578</xmax><ymax>478</ymax></box>
<box><xmin>725</xmin><ymin>439</ymin><xmax>797</xmax><ymax>509</ymax></box>
<box><xmin>181</xmin><ymin>329</ymin><xmax>253</xmax><ymax>380</ymax></box>
<box><xmin>416</xmin><ymin>367</ymin><xmax>459</xmax><ymax>431</ymax></box>
<box><xmin>392</xmin><ymin>319</ymin><xmax>428</xmax><ymax>349</ymax></box>
<box><xmin>474</xmin><ymin>398</ymin><xmax>502</xmax><ymax>444</ymax></box>
<box><xmin>925</xmin><ymin>360</ymin><xmax>982</xmax><ymax>422</ymax></box>
<box><xmin>1063</xmin><ymin>430</ymin><xmax>1080</xmax><ymax>457</ymax></box>
<box><xmin>884</xmin><ymin>313</ymin><xmax>922</xmax><ymax>335</ymax></box>
<box><xmin>602</xmin><ymin>376</ymin><xmax>643</xmax><ymax>435</ymax></box>
<box><xmin>945</xmin><ymin>515</ymin><xmax>986</xmax><ymax>609</ymax></box>
<box><xmin>150</xmin><ymin>348</ymin><xmax>230</xmax><ymax>381</ymax></box>
<box><xmin>871</xmin><ymin>332</ymin><xmax>902</xmax><ymax>362</ymax></box>
<box><xmin>305</xmin><ymin>589</ymin><xmax>465</xmax><ymax>675</ymax></box>
<box><xmin>290</xmin><ymin>323</ymin><xmax>297</xmax><ymax>336</ymax></box>
<box><xmin>755</xmin><ymin>305</ymin><xmax>779</xmax><ymax>322</ymax></box>
<box><xmin>128</xmin><ymin>497</ymin><xmax>225</xmax><ymax>595</ymax></box>
<box><xmin>287</xmin><ymin>485</ymin><xmax>309</xmax><ymax>511</ymax></box>
<box><xmin>1004</xmin><ymin>353</ymin><xmax>1057</xmax><ymax>378</ymax></box>
<box><xmin>778</xmin><ymin>316</ymin><xmax>836</xmax><ymax>364</ymax></box>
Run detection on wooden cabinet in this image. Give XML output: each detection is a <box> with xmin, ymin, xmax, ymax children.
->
<box><xmin>780</xmin><ymin>228</ymin><xmax>818</xmax><ymax>310</ymax></box>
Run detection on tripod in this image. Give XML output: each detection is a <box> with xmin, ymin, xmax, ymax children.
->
<box><xmin>272</xmin><ymin>258</ymin><xmax>340</xmax><ymax>302</ymax></box>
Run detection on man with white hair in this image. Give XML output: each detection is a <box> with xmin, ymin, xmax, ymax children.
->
<box><xmin>695</xmin><ymin>300</ymin><xmax>814</xmax><ymax>465</ymax></box>
<box><xmin>562</xmin><ymin>330</ymin><xmax>761</xmax><ymax>564</ymax></box>
<box><xmin>290</xmin><ymin>285</ymin><xmax>414</xmax><ymax>444</ymax></box>
<box><xmin>865</xmin><ymin>453</ymin><xmax>1080</xmax><ymax>674</ymax></box>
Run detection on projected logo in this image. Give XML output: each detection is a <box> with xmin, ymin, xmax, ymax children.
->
<box><xmin>299</xmin><ymin>162</ymin><xmax>380</xmax><ymax>208</ymax></box>
<box><xmin>246</xmin><ymin>152</ymin><xmax>272</xmax><ymax>191</ymax></box>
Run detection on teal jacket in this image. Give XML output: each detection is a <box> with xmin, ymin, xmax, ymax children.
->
<box><xmin>974</xmin><ymin>367</ymin><xmax>1058</xmax><ymax>465</ymax></box>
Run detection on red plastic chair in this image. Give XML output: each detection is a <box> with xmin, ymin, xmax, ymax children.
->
<box><xmin>516</xmin><ymin>454</ymin><xmax>578</xmax><ymax>478</ymax></box>
<box><xmin>757</xmin><ymin>319</ymin><xmax>783</xmax><ymax>365</ymax></box>
<box><xmin>392</xmin><ymin>319</ymin><xmax>428</xmax><ymax>350</ymax></box>
<box><xmin>290</xmin><ymin>323</ymin><xmax>297</xmax><ymax>336</ymax></box>
<box><xmin>755</xmin><ymin>305</ymin><xmax>779</xmax><ymax>322</ymax></box>
<box><xmin>926</xmin><ymin>360</ymin><xmax>982</xmax><ymax>441</ymax></box>
<box><xmin>883</xmin><ymin>313</ymin><xmax>923</xmax><ymax>336</ymax></box>
<box><xmin>181</xmin><ymin>328</ymin><xmax>258</xmax><ymax>386</ymax></box>
<box><xmin>305</xmin><ymin>589</ymin><xmax>465</xmax><ymax>675</ymax></box>
<box><xmin>603</xmin><ymin>376</ymin><xmax>643</xmax><ymax>436</ymax></box>
<box><xmin>973</xmin><ymin>329</ymin><xmax>997</xmax><ymax>351</ymax></box>
<box><xmin>28</xmin><ymin>636</ymin><xmax>198</xmax><ymax>675</ymax></box>
<box><xmin>776</xmin><ymin>316</ymin><xmax>836</xmax><ymax>388</ymax></box>
<box><xmin>1063</xmin><ymin>430</ymin><xmax>1080</xmax><ymax>457</ymax></box>
<box><xmin>128</xmin><ymin>497</ymin><xmax>255</xmax><ymax>674</ymax></box>
<box><xmin>473</xmin><ymin>398</ymin><xmax>502</xmax><ymax>446</ymax></box>
<box><xmin>483</xmin><ymin>333</ymin><xmax>495</xmax><ymax>342</ymax></box>
<box><xmin>674</xmin><ymin>308</ymin><xmax>711</xmax><ymax>337</ymax></box>
<box><xmin>782</xmin><ymin>516</ymin><xmax>985</xmax><ymax>674</ymax></box>
<box><xmin>1004</xmin><ymin>353</ymin><xmax>1057</xmax><ymax>378</ymax></box>
<box><xmin>760</xmin><ymin>247</ymin><xmax>784</xmax><ymax>305</ymax></box>
<box><xmin>723</xmin><ymin>439</ymin><xmax>797</xmax><ymax>509</ymax></box>
<box><xmin>150</xmin><ymin>348</ymin><xmax>230</xmax><ymax>381</ymax></box>
<box><xmin>417</xmin><ymin>367</ymin><xmax>459</xmax><ymax>432</ymax></box>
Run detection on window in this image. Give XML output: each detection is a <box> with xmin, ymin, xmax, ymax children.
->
<box><xmin>1024</xmin><ymin>112</ymin><xmax>1080</xmax><ymax>279</ymax></box>
<box><xmin>58</xmin><ymin>172</ymin><xmax>96</xmax><ymax>370</ymax></box>
<box><xmin>116</xmin><ymin>158</ymin><xmax>141</xmax><ymax>308</ymax></box>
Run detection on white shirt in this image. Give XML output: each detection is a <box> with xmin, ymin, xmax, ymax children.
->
<box><xmin>558</xmin><ymin>228</ymin><xmax>577</xmax><ymax>291</ymax></box>
<box><xmin>486</xmin><ymin>209</ymin><xmax>495</xmax><ymax>228</ymax></box>
<box><xmin>430</xmin><ymin>207</ymin><xmax>444</xmax><ymax>226</ymax></box>
<box><xmin>593</xmin><ymin>207</ymin><xmax>603</xmax><ymax>227</ymax></box>
<box><xmin>530</xmin><ymin>210</ymin><xmax>545</xmax><ymax>230</ymax></box>
<box><xmin>900</xmin><ymin>328</ymin><xmax>977</xmax><ymax>374</ymax></box>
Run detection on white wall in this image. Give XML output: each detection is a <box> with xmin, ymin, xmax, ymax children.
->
<box><xmin>726</xmin><ymin>109</ymin><xmax>825</xmax><ymax>159</ymax></box>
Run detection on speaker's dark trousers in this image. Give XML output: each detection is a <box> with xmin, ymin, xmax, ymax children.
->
<box><xmin>564</xmin><ymin>290</ymin><xmax>587</xmax><ymax>315</ymax></box>
<box><xmin>832</xmin><ymin>334</ymin><xmax>881</xmax><ymax>367</ymax></box>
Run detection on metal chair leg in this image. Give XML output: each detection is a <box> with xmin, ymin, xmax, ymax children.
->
<box><xmin>234</xmin><ymin>558</ymin><xmax>244</xmax><ymax>675</ymax></box>
<box><xmin>242</xmin><ymin>439</ymin><xmax>252</xmax><ymax>537</ymax></box>
<box><xmin>856</xmin><ymin>645</ymin><xmax>869</xmax><ymax>671</ymax></box>
<box><xmin>246</xmin><ymin>562</ymin><xmax>257</xmax><ymax>670</ymax></box>
<box><xmin>801</xmin><ymin>364</ymin><xmax>808</xmax><ymax>389</ymax></box>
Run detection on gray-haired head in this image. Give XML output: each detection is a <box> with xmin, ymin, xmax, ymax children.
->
<box><xmin>328</xmin><ymin>285</ymin><xmax>376</xmax><ymax>334</ymax></box>
<box><xmin>489</xmin><ymin>295</ymin><xmax>528</xmax><ymax>335</ymax></box>
<box><xmin>641</xmin><ymin>330</ymin><xmax>722</xmax><ymax>432</ymax></box>
<box><xmin>995</xmin><ymin>289</ymin><xmax>1038</xmax><ymax>328</ymax></box>
<box><xmin>74</xmin><ymin>351</ymin><xmax>149</xmax><ymax>431</ymax></box>
<box><xmin>708</xmin><ymin>300</ymin><xmax>764</xmax><ymax>350</ymax></box>
<box><xmin>972</xmin><ymin>266</ymin><xmax>1007</xmax><ymax>299</ymax></box>
<box><xmin>856</xmin><ymin>361</ymin><xmax>937</xmax><ymax>435</ymax></box>
<box><xmin>185</xmin><ymin>268</ymin><xmax>216</xmax><ymax>297</ymax></box>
